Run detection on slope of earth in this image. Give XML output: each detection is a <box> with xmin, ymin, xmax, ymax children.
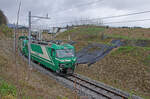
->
<box><xmin>0</xmin><ymin>29</ymin><xmax>76</xmax><ymax>99</ymax></box>
<box><xmin>53</xmin><ymin>26</ymin><xmax>150</xmax><ymax>99</ymax></box>
<box><xmin>53</xmin><ymin>26</ymin><xmax>150</xmax><ymax>42</ymax></box>
<box><xmin>75</xmin><ymin>46</ymin><xmax>150</xmax><ymax>99</ymax></box>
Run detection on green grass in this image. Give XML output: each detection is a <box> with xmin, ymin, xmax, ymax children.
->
<box><xmin>112</xmin><ymin>46</ymin><xmax>150</xmax><ymax>54</ymax></box>
<box><xmin>57</xmin><ymin>27</ymin><xmax>105</xmax><ymax>38</ymax></box>
<box><xmin>105</xmin><ymin>34</ymin><xmax>150</xmax><ymax>40</ymax></box>
<box><xmin>111</xmin><ymin>46</ymin><xmax>150</xmax><ymax>67</ymax></box>
<box><xmin>0</xmin><ymin>24</ymin><xmax>13</xmax><ymax>38</ymax></box>
<box><xmin>56</xmin><ymin>27</ymin><xmax>112</xmax><ymax>45</ymax></box>
<box><xmin>0</xmin><ymin>78</ymin><xmax>17</xmax><ymax>97</ymax></box>
<box><xmin>112</xmin><ymin>46</ymin><xmax>136</xmax><ymax>54</ymax></box>
<box><xmin>142</xmin><ymin>47</ymin><xmax>150</xmax><ymax>51</ymax></box>
<box><xmin>0</xmin><ymin>78</ymin><xmax>40</xmax><ymax>99</ymax></box>
<box><xmin>57</xmin><ymin>26</ymin><xmax>150</xmax><ymax>41</ymax></box>
<box><xmin>77</xmin><ymin>27</ymin><xmax>105</xmax><ymax>34</ymax></box>
<box><xmin>57</xmin><ymin>96</ymin><xmax>68</xmax><ymax>99</ymax></box>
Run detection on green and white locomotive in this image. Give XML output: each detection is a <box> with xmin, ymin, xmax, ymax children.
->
<box><xmin>19</xmin><ymin>36</ymin><xmax>77</xmax><ymax>74</ymax></box>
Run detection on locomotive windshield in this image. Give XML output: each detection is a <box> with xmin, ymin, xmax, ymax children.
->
<box><xmin>56</xmin><ymin>49</ymin><xmax>74</xmax><ymax>58</ymax></box>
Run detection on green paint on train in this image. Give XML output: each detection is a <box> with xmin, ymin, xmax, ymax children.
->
<box><xmin>19</xmin><ymin>36</ymin><xmax>77</xmax><ymax>74</ymax></box>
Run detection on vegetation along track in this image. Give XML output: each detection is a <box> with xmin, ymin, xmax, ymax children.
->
<box><xmin>65</xmin><ymin>74</ymin><xmax>142</xmax><ymax>99</ymax></box>
<box><xmin>20</xmin><ymin>53</ymin><xmax>142</xmax><ymax>99</ymax></box>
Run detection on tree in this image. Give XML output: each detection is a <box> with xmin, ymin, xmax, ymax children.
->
<box><xmin>0</xmin><ymin>10</ymin><xmax>8</xmax><ymax>25</ymax></box>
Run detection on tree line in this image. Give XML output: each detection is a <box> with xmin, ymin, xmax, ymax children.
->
<box><xmin>0</xmin><ymin>9</ymin><xmax>7</xmax><ymax>25</ymax></box>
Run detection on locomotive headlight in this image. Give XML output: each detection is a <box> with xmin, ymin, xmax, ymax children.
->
<box><xmin>59</xmin><ymin>64</ymin><xmax>65</xmax><ymax>67</ymax></box>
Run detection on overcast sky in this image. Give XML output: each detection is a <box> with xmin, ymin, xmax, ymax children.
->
<box><xmin>1</xmin><ymin>0</ymin><xmax>150</xmax><ymax>27</ymax></box>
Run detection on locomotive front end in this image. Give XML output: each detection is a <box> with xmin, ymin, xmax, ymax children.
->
<box><xmin>55</xmin><ymin>48</ymin><xmax>76</xmax><ymax>74</ymax></box>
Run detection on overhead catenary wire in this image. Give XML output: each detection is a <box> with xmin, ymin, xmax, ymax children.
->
<box><xmin>51</xmin><ymin>18</ymin><xmax>150</xmax><ymax>27</ymax></box>
<box><xmin>103</xmin><ymin>18</ymin><xmax>150</xmax><ymax>24</ymax></box>
<box><xmin>30</xmin><ymin>5</ymin><xmax>150</xmax><ymax>30</ymax></box>
<box><xmin>48</xmin><ymin>10</ymin><xmax>150</xmax><ymax>26</ymax></box>
<box><xmin>85</xmin><ymin>10</ymin><xmax>150</xmax><ymax>20</ymax></box>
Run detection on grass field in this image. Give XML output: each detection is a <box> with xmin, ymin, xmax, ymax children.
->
<box><xmin>0</xmin><ymin>78</ymin><xmax>17</xmax><ymax>99</ymax></box>
<box><xmin>53</xmin><ymin>26</ymin><xmax>150</xmax><ymax>42</ymax></box>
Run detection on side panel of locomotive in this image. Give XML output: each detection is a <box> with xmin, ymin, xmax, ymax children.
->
<box><xmin>19</xmin><ymin>36</ymin><xmax>76</xmax><ymax>74</ymax></box>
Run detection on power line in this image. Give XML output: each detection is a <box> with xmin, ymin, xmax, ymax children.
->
<box><xmin>49</xmin><ymin>10</ymin><xmax>150</xmax><ymax>26</ymax></box>
<box><xmin>50</xmin><ymin>2</ymin><xmax>150</xmax><ymax>21</ymax></box>
<box><xmin>103</xmin><ymin>18</ymin><xmax>150</xmax><ymax>24</ymax></box>
<box><xmin>87</xmin><ymin>10</ymin><xmax>150</xmax><ymax>20</ymax></box>
<box><xmin>47</xmin><ymin>18</ymin><xmax>150</xmax><ymax>27</ymax></box>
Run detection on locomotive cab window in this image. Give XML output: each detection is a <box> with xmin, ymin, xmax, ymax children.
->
<box><xmin>56</xmin><ymin>49</ymin><xmax>74</xmax><ymax>58</ymax></box>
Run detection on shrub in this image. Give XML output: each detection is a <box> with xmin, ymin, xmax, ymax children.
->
<box><xmin>0</xmin><ymin>79</ymin><xmax>17</xmax><ymax>97</ymax></box>
<box><xmin>0</xmin><ymin>24</ymin><xmax>13</xmax><ymax>37</ymax></box>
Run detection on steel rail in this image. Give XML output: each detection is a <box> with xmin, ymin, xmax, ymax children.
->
<box><xmin>65</xmin><ymin>76</ymin><xmax>112</xmax><ymax>99</ymax></box>
<box><xmin>65</xmin><ymin>74</ymin><xmax>128</xmax><ymax>99</ymax></box>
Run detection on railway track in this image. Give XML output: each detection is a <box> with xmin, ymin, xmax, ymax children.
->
<box><xmin>20</xmin><ymin>53</ymin><xmax>142</xmax><ymax>99</ymax></box>
<box><xmin>65</xmin><ymin>74</ymin><xmax>128</xmax><ymax>99</ymax></box>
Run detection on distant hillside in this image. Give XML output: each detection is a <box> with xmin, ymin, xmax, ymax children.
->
<box><xmin>56</xmin><ymin>25</ymin><xmax>150</xmax><ymax>42</ymax></box>
<box><xmin>0</xmin><ymin>9</ymin><xmax>7</xmax><ymax>25</ymax></box>
<box><xmin>7</xmin><ymin>24</ymin><xmax>28</xmax><ymax>29</ymax></box>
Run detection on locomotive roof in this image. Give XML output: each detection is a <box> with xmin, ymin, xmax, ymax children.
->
<box><xmin>19</xmin><ymin>36</ymin><xmax>74</xmax><ymax>50</ymax></box>
<box><xmin>31</xmin><ymin>41</ymin><xmax>74</xmax><ymax>50</ymax></box>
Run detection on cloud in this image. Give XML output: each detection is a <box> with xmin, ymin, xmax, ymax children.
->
<box><xmin>104</xmin><ymin>0</ymin><xmax>150</xmax><ymax>11</ymax></box>
<box><xmin>0</xmin><ymin>0</ymin><xmax>150</xmax><ymax>27</ymax></box>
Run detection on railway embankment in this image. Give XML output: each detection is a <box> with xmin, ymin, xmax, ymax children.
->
<box><xmin>0</xmin><ymin>28</ymin><xmax>76</xmax><ymax>99</ymax></box>
<box><xmin>55</xmin><ymin>26</ymin><xmax>150</xmax><ymax>99</ymax></box>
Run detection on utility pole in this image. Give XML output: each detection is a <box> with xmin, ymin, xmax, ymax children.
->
<box><xmin>28</xmin><ymin>11</ymin><xmax>31</xmax><ymax>66</ymax></box>
<box><xmin>28</xmin><ymin>11</ymin><xmax>50</xmax><ymax>67</ymax></box>
<box><xmin>13</xmin><ymin>23</ymin><xmax>16</xmax><ymax>52</ymax></box>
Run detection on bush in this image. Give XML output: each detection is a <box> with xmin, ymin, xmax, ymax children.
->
<box><xmin>0</xmin><ymin>79</ymin><xmax>17</xmax><ymax>97</ymax></box>
<box><xmin>0</xmin><ymin>24</ymin><xmax>13</xmax><ymax>37</ymax></box>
